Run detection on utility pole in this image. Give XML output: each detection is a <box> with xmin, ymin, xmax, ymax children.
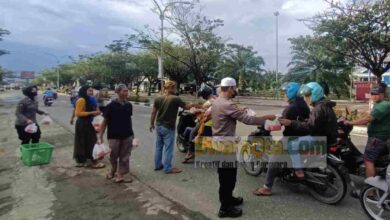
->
<box><xmin>274</xmin><ymin>11</ymin><xmax>280</xmax><ymax>83</ymax></box>
<box><xmin>152</xmin><ymin>0</ymin><xmax>192</xmax><ymax>91</ymax></box>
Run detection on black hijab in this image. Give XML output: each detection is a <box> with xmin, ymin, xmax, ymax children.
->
<box><xmin>78</xmin><ymin>86</ymin><xmax>93</xmax><ymax>112</ymax></box>
<box><xmin>23</xmin><ymin>85</ymin><xmax>38</xmax><ymax>100</ymax></box>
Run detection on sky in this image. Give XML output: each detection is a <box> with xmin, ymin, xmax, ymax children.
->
<box><xmin>0</xmin><ymin>0</ymin><xmax>334</xmax><ymax>74</ymax></box>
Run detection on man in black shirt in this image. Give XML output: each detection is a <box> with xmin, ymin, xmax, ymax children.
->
<box><xmin>99</xmin><ymin>84</ymin><xmax>134</xmax><ymax>183</ymax></box>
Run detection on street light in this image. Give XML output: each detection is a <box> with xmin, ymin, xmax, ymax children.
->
<box><xmin>152</xmin><ymin>0</ymin><xmax>192</xmax><ymax>88</ymax></box>
<box><xmin>274</xmin><ymin>11</ymin><xmax>280</xmax><ymax>83</ymax></box>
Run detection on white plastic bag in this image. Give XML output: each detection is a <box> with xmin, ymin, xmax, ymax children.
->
<box><xmin>25</xmin><ymin>123</ymin><xmax>38</xmax><ymax>134</ymax></box>
<box><xmin>132</xmin><ymin>138</ymin><xmax>139</xmax><ymax>148</ymax></box>
<box><xmin>264</xmin><ymin>119</ymin><xmax>282</xmax><ymax>131</ymax></box>
<box><xmin>246</xmin><ymin>108</ymin><xmax>256</xmax><ymax>117</ymax></box>
<box><xmin>40</xmin><ymin>116</ymin><xmax>53</xmax><ymax>125</ymax></box>
<box><xmin>92</xmin><ymin>143</ymin><xmax>111</xmax><ymax>159</ymax></box>
<box><xmin>92</xmin><ymin>115</ymin><xmax>104</xmax><ymax>133</ymax></box>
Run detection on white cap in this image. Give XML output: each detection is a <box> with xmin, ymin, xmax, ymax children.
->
<box><xmin>218</xmin><ymin>77</ymin><xmax>237</xmax><ymax>87</ymax></box>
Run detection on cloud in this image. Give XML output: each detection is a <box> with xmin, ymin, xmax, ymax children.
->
<box><xmin>0</xmin><ymin>0</ymin><xmax>332</xmax><ymax>73</ymax></box>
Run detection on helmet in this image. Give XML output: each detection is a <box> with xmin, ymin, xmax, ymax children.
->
<box><xmin>280</xmin><ymin>82</ymin><xmax>300</xmax><ymax>100</ymax></box>
<box><xmin>318</xmin><ymin>82</ymin><xmax>329</xmax><ymax>96</ymax></box>
<box><xmin>198</xmin><ymin>83</ymin><xmax>213</xmax><ymax>100</ymax></box>
<box><xmin>299</xmin><ymin>82</ymin><xmax>324</xmax><ymax>103</ymax></box>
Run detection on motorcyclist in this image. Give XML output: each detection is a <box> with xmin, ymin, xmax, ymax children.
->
<box><xmin>279</xmin><ymin>82</ymin><xmax>338</xmax><ymax>178</ymax></box>
<box><xmin>253</xmin><ymin>82</ymin><xmax>310</xmax><ymax>196</ymax></box>
<box><xmin>43</xmin><ymin>88</ymin><xmax>54</xmax><ymax>101</ymax></box>
<box><xmin>346</xmin><ymin>85</ymin><xmax>390</xmax><ymax>196</ymax></box>
<box><xmin>182</xmin><ymin>83</ymin><xmax>216</xmax><ymax>163</ymax></box>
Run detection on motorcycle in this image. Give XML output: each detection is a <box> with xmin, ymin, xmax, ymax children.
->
<box><xmin>176</xmin><ymin>110</ymin><xmax>197</xmax><ymax>152</ymax></box>
<box><xmin>241</xmin><ymin>125</ymin><xmax>347</xmax><ymax>205</ymax></box>
<box><xmin>332</xmin><ymin>118</ymin><xmax>390</xmax><ymax>192</ymax></box>
<box><xmin>43</xmin><ymin>96</ymin><xmax>54</xmax><ymax>107</ymax></box>
<box><xmin>360</xmin><ymin>165</ymin><xmax>390</xmax><ymax>220</ymax></box>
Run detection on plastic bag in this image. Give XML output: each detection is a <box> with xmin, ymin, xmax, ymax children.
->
<box><xmin>92</xmin><ymin>115</ymin><xmax>104</xmax><ymax>133</ymax></box>
<box><xmin>92</xmin><ymin>143</ymin><xmax>111</xmax><ymax>159</ymax></box>
<box><xmin>25</xmin><ymin>123</ymin><xmax>38</xmax><ymax>134</ymax></box>
<box><xmin>40</xmin><ymin>116</ymin><xmax>53</xmax><ymax>125</ymax></box>
<box><xmin>246</xmin><ymin>109</ymin><xmax>256</xmax><ymax>117</ymax></box>
<box><xmin>264</xmin><ymin>119</ymin><xmax>282</xmax><ymax>131</ymax></box>
<box><xmin>132</xmin><ymin>138</ymin><xmax>139</xmax><ymax>148</ymax></box>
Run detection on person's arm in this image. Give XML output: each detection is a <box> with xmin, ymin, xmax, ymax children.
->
<box><xmin>228</xmin><ymin>103</ymin><xmax>275</xmax><ymax>125</ymax></box>
<box><xmin>281</xmin><ymin>109</ymin><xmax>320</xmax><ymax>134</ymax></box>
<box><xmin>99</xmin><ymin>118</ymin><xmax>107</xmax><ymax>143</ymax></box>
<box><xmin>150</xmin><ymin>107</ymin><xmax>157</xmax><ymax>132</ymax></box>
<box><xmin>75</xmin><ymin>98</ymin><xmax>98</xmax><ymax>117</ymax></box>
<box><xmin>36</xmin><ymin>108</ymin><xmax>47</xmax><ymax>115</ymax></box>
<box><xmin>350</xmin><ymin>115</ymin><xmax>374</xmax><ymax>126</ymax></box>
<box><xmin>15</xmin><ymin>101</ymin><xmax>33</xmax><ymax>124</ymax></box>
<box><xmin>70</xmin><ymin>109</ymin><xmax>76</xmax><ymax>125</ymax></box>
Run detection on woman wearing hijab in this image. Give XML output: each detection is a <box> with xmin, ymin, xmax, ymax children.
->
<box><xmin>15</xmin><ymin>85</ymin><xmax>48</xmax><ymax>144</ymax></box>
<box><xmin>73</xmin><ymin>85</ymin><xmax>104</xmax><ymax>168</ymax></box>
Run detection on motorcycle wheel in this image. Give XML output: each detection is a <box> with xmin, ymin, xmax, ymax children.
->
<box><xmin>176</xmin><ymin>136</ymin><xmax>187</xmax><ymax>153</ymax></box>
<box><xmin>240</xmin><ymin>143</ymin><xmax>265</xmax><ymax>176</ymax></box>
<box><xmin>360</xmin><ymin>186</ymin><xmax>390</xmax><ymax>220</ymax></box>
<box><xmin>307</xmin><ymin>164</ymin><xmax>347</xmax><ymax>205</ymax></box>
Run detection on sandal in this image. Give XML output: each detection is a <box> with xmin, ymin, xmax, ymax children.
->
<box><xmin>294</xmin><ymin>170</ymin><xmax>305</xmax><ymax>179</ymax></box>
<box><xmin>114</xmin><ymin>177</ymin><xmax>133</xmax><ymax>183</ymax></box>
<box><xmin>165</xmin><ymin>168</ymin><xmax>182</xmax><ymax>174</ymax></box>
<box><xmin>106</xmin><ymin>173</ymin><xmax>115</xmax><ymax>180</ymax></box>
<box><xmin>253</xmin><ymin>187</ymin><xmax>273</xmax><ymax>196</ymax></box>
<box><xmin>91</xmin><ymin>162</ymin><xmax>105</xmax><ymax>169</ymax></box>
<box><xmin>75</xmin><ymin>163</ymin><xmax>86</xmax><ymax>167</ymax></box>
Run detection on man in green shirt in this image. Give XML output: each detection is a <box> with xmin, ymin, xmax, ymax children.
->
<box><xmin>348</xmin><ymin>85</ymin><xmax>390</xmax><ymax>179</ymax></box>
<box><xmin>150</xmin><ymin>81</ymin><xmax>197</xmax><ymax>174</ymax></box>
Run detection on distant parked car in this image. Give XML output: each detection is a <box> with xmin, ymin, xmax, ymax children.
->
<box><xmin>0</xmin><ymin>86</ymin><xmax>5</xmax><ymax>92</ymax></box>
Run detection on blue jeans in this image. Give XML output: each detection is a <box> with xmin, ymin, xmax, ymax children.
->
<box><xmin>155</xmin><ymin>126</ymin><xmax>176</xmax><ymax>173</ymax></box>
<box><xmin>288</xmin><ymin>136</ymin><xmax>315</xmax><ymax>169</ymax></box>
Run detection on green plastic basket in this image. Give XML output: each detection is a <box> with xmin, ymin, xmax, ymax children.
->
<box><xmin>20</xmin><ymin>143</ymin><xmax>54</xmax><ymax>166</ymax></box>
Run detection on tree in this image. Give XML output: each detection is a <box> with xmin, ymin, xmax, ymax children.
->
<box><xmin>166</xmin><ymin>4</ymin><xmax>226</xmax><ymax>84</ymax></box>
<box><xmin>303</xmin><ymin>0</ymin><xmax>390</xmax><ymax>83</ymax></box>
<box><xmin>0</xmin><ymin>28</ymin><xmax>10</xmax><ymax>56</ymax></box>
<box><xmin>287</xmin><ymin>35</ymin><xmax>354</xmax><ymax>98</ymax></box>
<box><xmin>214</xmin><ymin>44</ymin><xmax>265</xmax><ymax>90</ymax></box>
<box><xmin>133</xmin><ymin>52</ymin><xmax>158</xmax><ymax>96</ymax></box>
<box><xmin>109</xmin><ymin>1</ymin><xmax>226</xmax><ymax>86</ymax></box>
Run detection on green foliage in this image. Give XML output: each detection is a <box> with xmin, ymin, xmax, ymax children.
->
<box><xmin>286</xmin><ymin>35</ymin><xmax>354</xmax><ymax>98</ymax></box>
<box><xmin>214</xmin><ymin>44</ymin><xmax>265</xmax><ymax>90</ymax></box>
<box><xmin>303</xmin><ymin>0</ymin><xmax>390</xmax><ymax>82</ymax></box>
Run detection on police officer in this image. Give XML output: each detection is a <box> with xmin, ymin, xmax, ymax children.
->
<box><xmin>211</xmin><ymin>77</ymin><xmax>275</xmax><ymax>218</ymax></box>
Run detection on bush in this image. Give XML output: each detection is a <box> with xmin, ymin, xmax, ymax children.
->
<box><xmin>128</xmin><ymin>95</ymin><xmax>150</xmax><ymax>103</ymax></box>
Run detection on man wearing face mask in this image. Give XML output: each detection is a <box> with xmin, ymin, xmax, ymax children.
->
<box><xmin>211</xmin><ymin>77</ymin><xmax>276</xmax><ymax>218</ymax></box>
<box><xmin>15</xmin><ymin>85</ymin><xmax>48</xmax><ymax>144</ymax></box>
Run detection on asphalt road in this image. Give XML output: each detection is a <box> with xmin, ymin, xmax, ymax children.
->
<box><xmin>32</xmin><ymin>91</ymin><xmax>371</xmax><ymax>220</ymax></box>
<box><xmin>1</xmin><ymin>90</ymin><xmax>372</xmax><ymax>220</ymax></box>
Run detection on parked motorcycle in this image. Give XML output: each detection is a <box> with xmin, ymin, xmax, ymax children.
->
<box><xmin>176</xmin><ymin>110</ymin><xmax>197</xmax><ymax>152</ymax></box>
<box><xmin>360</xmin><ymin>165</ymin><xmax>390</xmax><ymax>220</ymax></box>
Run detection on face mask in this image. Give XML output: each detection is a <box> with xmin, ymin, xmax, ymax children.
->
<box><xmin>31</xmin><ymin>92</ymin><xmax>38</xmax><ymax>97</ymax></box>
<box><xmin>231</xmin><ymin>90</ymin><xmax>237</xmax><ymax>98</ymax></box>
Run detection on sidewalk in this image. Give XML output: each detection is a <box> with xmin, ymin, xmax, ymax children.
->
<box><xmin>0</xmin><ymin>94</ymin><xmax>207</xmax><ymax>220</ymax></box>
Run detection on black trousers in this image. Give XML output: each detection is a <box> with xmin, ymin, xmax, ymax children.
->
<box><xmin>218</xmin><ymin>167</ymin><xmax>238</xmax><ymax>209</ymax></box>
<box><xmin>15</xmin><ymin>125</ymin><xmax>41</xmax><ymax>145</ymax></box>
